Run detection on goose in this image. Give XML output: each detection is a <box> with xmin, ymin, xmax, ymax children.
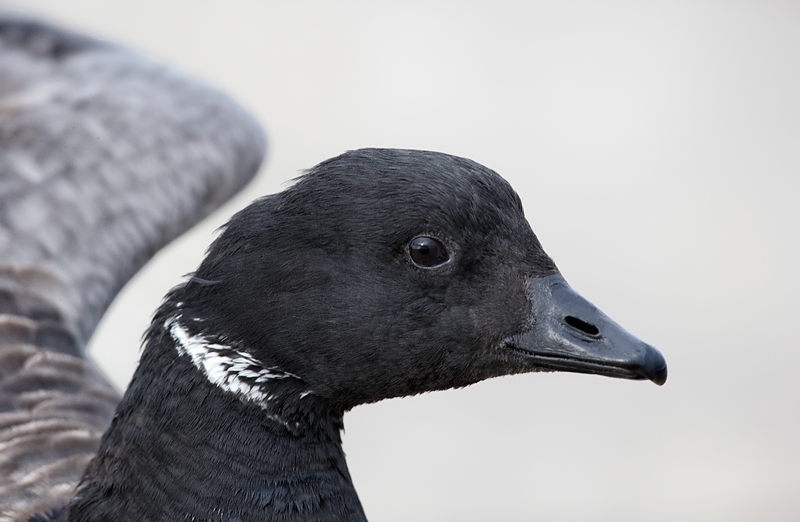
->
<box><xmin>0</xmin><ymin>14</ymin><xmax>667</xmax><ymax>522</ymax></box>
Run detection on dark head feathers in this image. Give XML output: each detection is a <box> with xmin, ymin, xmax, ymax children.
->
<box><xmin>157</xmin><ymin>148</ymin><xmax>557</xmax><ymax>411</ymax></box>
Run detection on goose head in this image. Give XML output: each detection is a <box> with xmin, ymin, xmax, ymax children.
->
<box><xmin>165</xmin><ymin>148</ymin><xmax>666</xmax><ymax>419</ymax></box>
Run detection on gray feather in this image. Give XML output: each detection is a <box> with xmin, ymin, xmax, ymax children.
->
<box><xmin>0</xmin><ymin>12</ymin><xmax>265</xmax><ymax>520</ymax></box>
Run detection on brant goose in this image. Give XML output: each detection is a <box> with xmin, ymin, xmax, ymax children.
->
<box><xmin>65</xmin><ymin>148</ymin><xmax>666</xmax><ymax>522</ymax></box>
<box><xmin>0</xmin><ymin>14</ymin><xmax>666</xmax><ymax>522</ymax></box>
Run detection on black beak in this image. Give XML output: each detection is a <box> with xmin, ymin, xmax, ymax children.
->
<box><xmin>506</xmin><ymin>274</ymin><xmax>667</xmax><ymax>385</ymax></box>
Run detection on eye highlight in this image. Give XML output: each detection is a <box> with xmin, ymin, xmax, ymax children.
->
<box><xmin>408</xmin><ymin>236</ymin><xmax>449</xmax><ymax>268</ymax></box>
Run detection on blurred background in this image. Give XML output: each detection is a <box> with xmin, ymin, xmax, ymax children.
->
<box><xmin>6</xmin><ymin>1</ymin><xmax>799</xmax><ymax>520</ymax></box>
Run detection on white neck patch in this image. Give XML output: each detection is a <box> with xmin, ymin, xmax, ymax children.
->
<box><xmin>165</xmin><ymin>316</ymin><xmax>300</xmax><ymax>410</ymax></box>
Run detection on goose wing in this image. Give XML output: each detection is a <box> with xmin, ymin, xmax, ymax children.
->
<box><xmin>0</xmin><ymin>13</ymin><xmax>265</xmax><ymax>520</ymax></box>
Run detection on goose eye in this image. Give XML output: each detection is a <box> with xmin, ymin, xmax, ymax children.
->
<box><xmin>409</xmin><ymin>236</ymin><xmax>449</xmax><ymax>268</ymax></box>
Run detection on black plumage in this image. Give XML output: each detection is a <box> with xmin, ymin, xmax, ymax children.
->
<box><xmin>68</xmin><ymin>149</ymin><xmax>665</xmax><ymax>521</ymax></box>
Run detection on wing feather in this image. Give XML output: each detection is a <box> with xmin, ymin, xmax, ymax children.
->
<box><xmin>0</xmin><ymin>13</ymin><xmax>265</xmax><ymax>520</ymax></box>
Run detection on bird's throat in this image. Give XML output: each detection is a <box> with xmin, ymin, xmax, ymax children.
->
<box><xmin>66</xmin><ymin>331</ymin><xmax>367</xmax><ymax>522</ymax></box>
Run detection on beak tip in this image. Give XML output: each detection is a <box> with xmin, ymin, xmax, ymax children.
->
<box><xmin>651</xmin><ymin>368</ymin><xmax>668</xmax><ymax>386</ymax></box>
<box><xmin>643</xmin><ymin>345</ymin><xmax>668</xmax><ymax>386</ymax></box>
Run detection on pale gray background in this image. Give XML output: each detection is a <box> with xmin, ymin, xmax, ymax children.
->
<box><xmin>8</xmin><ymin>1</ymin><xmax>799</xmax><ymax>521</ymax></box>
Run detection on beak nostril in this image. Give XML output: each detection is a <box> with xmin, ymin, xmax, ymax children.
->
<box><xmin>564</xmin><ymin>315</ymin><xmax>600</xmax><ymax>336</ymax></box>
